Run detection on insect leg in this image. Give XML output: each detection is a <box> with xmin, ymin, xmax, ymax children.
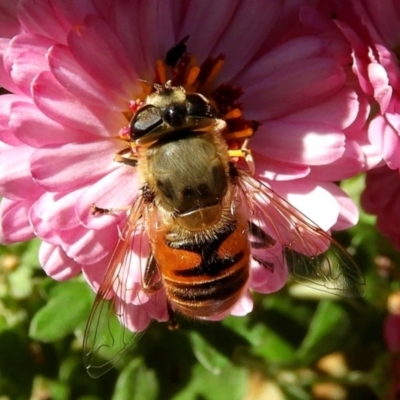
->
<box><xmin>167</xmin><ymin>301</ymin><xmax>179</xmax><ymax>330</ymax></box>
<box><xmin>143</xmin><ymin>254</ymin><xmax>162</xmax><ymax>293</ymax></box>
<box><xmin>249</xmin><ymin>221</ymin><xmax>276</xmax><ymax>272</ymax></box>
<box><xmin>91</xmin><ymin>203</ymin><xmax>131</xmax><ymax>215</ymax></box>
<box><xmin>227</xmin><ymin>139</ymin><xmax>255</xmax><ymax>174</ymax></box>
<box><xmin>249</xmin><ymin>221</ymin><xmax>276</xmax><ymax>249</ymax></box>
<box><xmin>143</xmin><ymin>255</ymin><xmax>179</xmax><ymax>329</ymax></box>
<box><xmin>114</xmin><ymin>148</ymin><xmax>138</xmax><ymax>168</ymax></box>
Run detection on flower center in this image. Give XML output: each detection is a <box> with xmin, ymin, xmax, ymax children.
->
<box><xmin>119</xmin><ymin>39</ymin><xmax>259</xmax><ymax>172</ymax></box>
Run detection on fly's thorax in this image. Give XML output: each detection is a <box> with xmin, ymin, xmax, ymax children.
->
<box><xmin>139</xmin><ymin>130</ymin><xmax>230</xmax><ymax>230</ymax></box>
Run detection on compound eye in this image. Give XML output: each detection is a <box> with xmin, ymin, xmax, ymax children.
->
<box><xmin>186</xmin><ymin>94</ymin><xmax>217</xmax><ymax>119</ymax></box>
<box><xmin>164</xmin><ymin>106</ymin><xmax>186</xmax><ymax>127</ymax></box>
<box><xmin>130</xmin><ymin>105</ymin><xmax>163</xmax><ymax>140</ymax></box>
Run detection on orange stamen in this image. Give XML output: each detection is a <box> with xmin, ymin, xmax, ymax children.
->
<box><xmin>137</xmin><ymin>81</ymin><xmax>152</xmax><ymax>101</ymax></box>
<box><xmin>186</xmin><ymin>66</ymin><xmax>200</xmax><ymax>86</ymax></box>
<box><xmin>205</xmin><ymin>59</ymin><xmax>224</xmax><ymax>84</ymax></box>
<box><xmin>224</xmin><ymin>108</ymin><xmax>242</xmax><ymax>119</ymax></box>
<box><xmin>156</xmin><ymin>59</ymin><xmax>167</xmax><ymax>85</ymax></box>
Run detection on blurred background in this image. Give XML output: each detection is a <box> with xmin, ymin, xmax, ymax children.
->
<box><xmin>0</xmin><ymin>175</ymin><xmax>398</xmax><ymax>400</ymax></box>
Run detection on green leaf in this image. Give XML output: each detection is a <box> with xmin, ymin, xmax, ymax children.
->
<box><xmin>172</xmin><ymin>362</ymin><xmax>247</xmax><ymax>400</ymax></box>
<box><xmin>295</xmin><ymin>300</ymin><xmax>350</xmax><ymax>365</ymax></box>
<box><xmin>8</xmin><ymin>264</ymin><xmax>34</xmax><ymax>299</ymax></box>
<box><xmin>223</xmin><ymin>294</ymin><xmax>313</xmax><ymax>365</ymax></box>
<box><xmin>29</xmin><ymin>280</ymin><xmax>93</xmax><ymax>342</ymax></box>
<box><xmin>112</xmin><ymin>358</ymin><xmax>158</xmax><ymax>400</ymax></box>
<box><xmin>177</xmin><ymin>364</ymin><xmax>248</xmax><ymax>400</ymax></box>
<box><xmin>31</xmin><ymin>376</ymin><xmax>70</xmax><ymax>400</ymax></box>
<box><xmin>78</xmin><ymin>397</ymin><xmax>104</xmax><ymax>400</ymax></box>
<box><xmin>280</xmin><ymin>382</ymin><xmax>312</xmax><ymax>400</ymax></box>
<box><xmin>188</xmin><ymin>330</ymin><xmax>231</xmax><ymax>374</ymax></box>
<box><xmin>19</xmin><ymin>238</ymin><xmax>41</xmax><ymax>268</ymax></box>
<box><xmin>251</xmin><ymin>323</ymin><xmax>297</xmax><ymax>362</ymax></box>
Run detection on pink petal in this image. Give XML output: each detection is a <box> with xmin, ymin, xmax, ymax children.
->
<box><xmin>359</xmin><ymin>141</ymin><xmax>383</xmax><ymax>171</ymax></box>
<box><xmin>111</xmin><ymin>0</ymin><xmax>176</xmax><ymax>81</ymax></box>
<box><xmin>31</xmin><ymin>189</ymin><xmax>84</xmax><ymax>232</ymax></box>
<box><xmin>59</xmin><ymin>224</ymin><xmax>118</xmax><ymax>265</ymax></box>
<box><xmin>141</xmin><ymin>290</ymin><xmax>169</xmax><ymax>322</ymax></box>
<box><xmin>0</xmin><ymin>39</ymin><xmax>24</xmax><ymax>94</ymax></box>
<box><xmin>334</xmin><ymin>20</ymin><xmax>373</xmax><ymax>96</ymax></box>
<box><xmin>19</xmin><ymin>0</ymin><xmax>68</xmax><ymax>44</ymax></box>
<box><xmin>29</xmin><ymin>201</ymin><xmax>63</xmax><ymax>245</ymax></box>
<box><xmin>0</xmin><ymin>94</ymin><xmax>26</xmax><ymax>146</ymax></box>
<box><xmin>31</xmin><ymin>71</ymin><xmax>128</xmax><ymax>137</ymax></box>
<box><xmin>377</xmin><ymin>194</ymin><xmax>400</xmax><ymax>237</ymax></box>
<box><xmin>39</xmin><ymin>241</ymin><xmax>81</xmax><ymax>281</ymax></box>
<box><xmin>328</xmin><ymin>183</ymin><xmax>359</xmax><ymax>230</ymax></box>
<box><xmin>81</xmin><ymin>253</ymin><xmax>112</xmax><ymax>294</ymax></box>
<box><xmin>0</xmin><ymin>2</ymin><xmax>21</xmax><ymax>38</ymax></box>
<box><xmin>240</xmin><ymin>54</ymin><xmax>345</xmax><ymax>120</ymax></box>
<box><xmin>212</xmin><ymin>0</ymin><xmax>283</xmax><ymax>82</ymax></box>
<box><xmin>361</xmin><ymin>166</ymin><xmax>398</xmax><ymax>213</ymax></box>
<box><xmin>346</xmin><ymin>92</ymin><xmax>370</xmax><ymax>135</ymax></box>
<box><xmin>238</xmin><ymin>36</ymin><xmax>326</xmax><ymax>89</ymax></box>
<box><xmin>77</xmin><ymin>165</ymin><xmax>138</xmax><ymax>230</ymax></box>
<box><xmin>3</xmin><ymin>33</ymin><xmax>53</xmax><ymax>95</ymax></box>
<box><xmin>109</xmin><ymin>233</ymin><xmax>150</xmax><ymax>305</ymax></box>
<box><xmin>51</xmin><ymin>0</ymin><xmax>103</xmax><ymax>29</ymax></box>
<box><xmin>67</xmin><ymin>15</ymin><xmax>139</xmax><ymax>102</ymax></box>
<box><xmin>116</xmin><ymin>299</ymin><xmax>152</xmax><ymax>333</ymax></box>
<box><xmin>368</xmin><ymin>62</ymin><xmax>392</xmax><ymax>114</ymax></box>
<box><xmin>230</xmin><ymin>291</ymin><xmax>253</xmax><ymax>316</ymax></box>
<box><xmin>0</xmin><ymin>198</ymin><xmax>35</xmax><ymax>244</ymax></box>
<box><xmin>368</xmin><ymin>114</ymin><xmax>386</xmax><ymax>153</ymax></box>
<box><xmin>252</xmin><ymin>150</ymin><xmax>311</xmax><ymax>181</ymax></box>
<box><xmin>0</xmin><ymin>144</ymin><xmax>44</xmax><ymax>200</ymax></box>
<box><xmin>254</xmin><ymin>121</ymin><xmax>345</xmax><ymax>165</ymax></box>
<box><xmin>250</xmin><ymin>255</ymin><xmax>288</xmax><ymax>294</ymax></box>
<box><xmin>384</xmin><ymin>314</ymin><xmax>400</xmax><ymax>353</ymax></box>
<box><xmin>30</xmin><ymin>138</ymin><xmax>123</xmax><ymax>192</ymax></box>
<box><xmin>308</xmin><ymin>140</ymin><xmax>365</xmax><ymax>181</ymax></box>
<box><xmin>375</xmin><ymin>43</ymin><xmax>400</xmax><ymax>89</ymax></box>
<box><xmin>386</xmin><ymin>110</ymin><xmax>400</xmax><ymax>138</ymax></box>
<box><xmin>267</xmin><ymin>179</ymin><xmax>339</xmax><ymax>231</ymax></box>
<box><xmin>359</xmin><ymin>0</ymin><xmax>400</xmax><ymax>49</ymax></box>
<box><xmin>284</xmin><ymin>87</ymin><xmax>359</xmax><ymax>130</ymax></box>
<box><xmin>11</xmin><ymin>100</ymin><xmax>88</xmax><ymax>147</ymax></box>
<box><xmin>176</xmin><ymin>1</ymin><xmax>238</xmax><ymax>64</ymax></box>
<box><xmin>48</xmin><ymin>44</ymin><xmax>128</xmax><ymax>111</ymax></box>
<box><xmin>298</xmin><ymin>6</ymin><xmax>352</xmax><ymax>64</ymax></box>
<box><xmin>369</xmin><ymin>115</ymin><xmax>400</xmax><ymax>169</ymax></box>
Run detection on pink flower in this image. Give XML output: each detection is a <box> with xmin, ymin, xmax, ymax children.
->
<box><xmin>0</xmin><ymin>0</ymin><xmax>367</xmax><ymax>336</ymax></box>
<box><xmin>383</xmin><ymin>292</ymin><xmax>400</xmax><ymax>399</ymax></box>
<box><xmin>361</xmin><ymin>165</ymin><xmax>400</xmax><ymax>249</ymax></box>
<box><xmin>333</xmin><ymin>0</ymin><xmax>400</xmax><ymax>171</ymax></box>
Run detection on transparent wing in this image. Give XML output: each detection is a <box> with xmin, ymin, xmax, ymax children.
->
<box><xmin>237</xmin><ymin>170</ymin><xmax>365</xmax><ymax>297</ymax></box>
<box><xmin>83</xmin><ymin>196</ymin><xmax>151</xmax><ymax>378</ymax></box>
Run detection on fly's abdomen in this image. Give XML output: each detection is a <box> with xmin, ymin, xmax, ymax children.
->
<box><xmin>153</xmin><ymin>221</ymin><xmax>250</xmax><ymax>317</ymax></box>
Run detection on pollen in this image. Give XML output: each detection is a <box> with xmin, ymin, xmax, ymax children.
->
<box><xmin>186</xmin><ymin>66</ymin><xmax>201</xmax><ymax>86</ymax></box>
<box><xmin>118</xmin><ymin>126</ymin><xmax>130</xmax><ymax>140</ymax></box>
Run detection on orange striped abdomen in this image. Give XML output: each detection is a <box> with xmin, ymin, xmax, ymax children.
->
<box><xmin>152</xmin><ymin>221</ymin><xmax>250</xmax><ymax>318</ymax></box>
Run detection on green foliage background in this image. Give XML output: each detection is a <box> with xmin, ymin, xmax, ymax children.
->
<box><xmin>0</xmin><ymin>176</ymin><xmax>397</xmax><ymax>400</ymax></box>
